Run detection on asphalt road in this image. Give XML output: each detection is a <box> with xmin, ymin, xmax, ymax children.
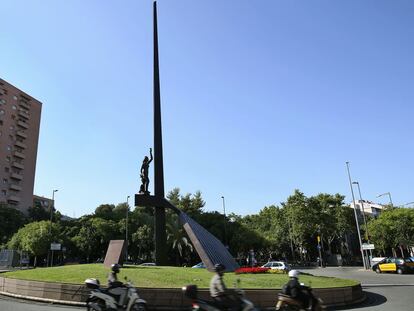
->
<box><xmin>308</xmin><ymin>267</ymin><xmax>414</xmax><ymax>311</ymax></box>
<box><xmin>0</xmin><ymin>295</ymin><xmax>81</xmax><ymax>311</ymax></box>
<box><xmin>1</xmin><ymin>267</ymin><xmax>413</xmax><ymax>310</ymax></box>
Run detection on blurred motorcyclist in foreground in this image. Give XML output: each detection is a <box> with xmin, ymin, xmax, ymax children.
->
<box><xmin>209</xmin><ymin>263</ymin><xmax>242</xmax><ymax>310</ymax></box>
<box><xmin>282</xmin><ymin>270</ymin><xmax>316</xmax><ymax>310</ymax></box>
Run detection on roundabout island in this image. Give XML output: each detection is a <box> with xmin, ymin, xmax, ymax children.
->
<box><xmin>0</xmin><ymin>264</ymin><xmax>364</xmax><ymax>309</ymax></box>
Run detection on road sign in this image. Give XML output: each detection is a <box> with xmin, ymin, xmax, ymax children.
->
<box><xmin>362</xmin><ymin>243</ymin><xmax>375</xmax><ymax>250</ymax></box>
<box><xmin>50</xmin><ymin>243</ymin><xmax>61</xmax><ymax>251</ymax></box>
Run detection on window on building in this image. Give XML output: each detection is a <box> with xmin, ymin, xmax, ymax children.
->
<box><xmin>6</xmin><ymin>156</ymin><xmax>10</xmax><ymax>162</ymax></box>
<box><xmin>0</xmin><ymin>99</ymin><xmax>5</xmax><ymax>104</ymax></box>
<box><xmin>13</xmin><ymin>95</ymin><xmax>17</xmax><ymax>100</ymax></box>
<box><xmin>12</xmin><ymin>105</ymin><xmax>16</xmax><ymax>110</ymax></box>
<box><xmin>4</xmin><ymin>167</ymin><xmax>10</xmax><ymax>172</ymax></box>
<box><xmin>0</xmin><ymin>109</ymin><xmax>4</xmax><ymax>115</ymax></box>
<box><xmin>7</xmin><ymin>145</ymin><xmax>11</xmax><ymax>151</ymax></box>
<box><xmin>1</xmin><ymin>190</ymin><xmax>6</xmax><ymax>196</ymax></box>
<box><xmin>3</xmin><ymin>178</ymin><xmax>7</xmax><ymax>184</ymax></box>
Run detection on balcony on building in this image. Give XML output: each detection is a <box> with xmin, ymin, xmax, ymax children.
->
<box><xmin>12</xmin><ymin>161</ymin><xmax>24</xmax><ymax>170</ymax></box>
<box><xmin>8</xmin><ymin>195</ymin><xmax>21</xmax><ymax>203</ymax></box>
<box><xmin>15</xmin><ymin>141</ymin><xmax>27</xmax><ymax>149</ymax></box>
<box><xmin>17</xmin><ymin>120</ymin><xmax>29</xmax><ymax>129</ymax></box>
<box><xmin>9</xmin><ymin>184</ymin><xmax>22</xmax><ymax>191</ymax></box>
<box><xmin>16</xmin><ymin>131</ymin><xmax>27</xmax><ymax>139</ymax></box>
<box><xmin>19</xmin><ymin>100</ymin><xmax>30</xmax><ymax>110</ymax></box>
<box><xmin>14</xmin><ymin>151</ymin><xmax>25</xmax><ymax>159</ymax></box>
<box><xmin>10</xmin><ymin>173</ymin><xmax>23</xmax><ymax>180</ymax></box>
<box><xmin>18</xmin><ymin>110</ymin><xmax>30</xmax><ymax>120</ymax></box>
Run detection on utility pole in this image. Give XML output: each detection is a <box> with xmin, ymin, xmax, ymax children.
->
<box><xmin>345</xmin><ymin>162</ymin><xmax>366</xmax><ymax>269</ymax></box>
<box><xmin>47</xmin><ymin>189</ymin><xmax>58</xmax><ymax>267</ymax></box>
<box><xmin>221</xmin><ymin>196</ymin><xmax>227</xmax><ymax>246</ymax></box>
<box><xmin>125</xmin><ymin>195</ymin><xmax>130</xmax><ymax>262</ymax></box>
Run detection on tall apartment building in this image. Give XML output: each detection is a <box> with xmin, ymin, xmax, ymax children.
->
<box><xmin>0</xmin><ymin>78</ymin><xmax>42</xmax><ymax>214</ymax></box>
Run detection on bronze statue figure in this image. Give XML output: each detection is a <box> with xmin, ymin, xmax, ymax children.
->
<box><xmin>139</xmin><ymin>148</ymin><xmax>153</xmax><ymax>194</ymax></box>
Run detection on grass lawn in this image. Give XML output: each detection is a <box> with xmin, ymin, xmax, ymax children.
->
<box><xmin>2</xmin><ymin>264</ymin><xmax>359</xmax><ymax>289</ymax></box>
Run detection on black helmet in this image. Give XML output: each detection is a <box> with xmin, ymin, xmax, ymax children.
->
<box><xmin>111</xmin><ymin>263</ymin><xmax>120</xmax><ymax>273</ymax></box>
<box><xmin>214</xmin><ymin>263</ymin><xmax>225</xmax><ymax>272</ymax></box>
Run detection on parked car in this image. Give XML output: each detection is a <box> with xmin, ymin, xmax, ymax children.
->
<box><xmin>191</xmin><ymin>262</ymin><xmax>206</xmax><ymax>268</ymax></box>
<box><xmin>261</xmin><ymin>261</ymin><xmax>290</xmax><ymax>272</ymax></box>
<box><xmin>372</xmin><ymin>257</ymin><xmax>414</xmax><ymax>274</ymax></box>
<box><xmin>370</xmin><ymin>257</ymin><xmax>386</xmax><ymax>267</ymax></box>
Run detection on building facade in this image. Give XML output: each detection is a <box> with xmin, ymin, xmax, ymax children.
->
<box><xmin>0</xmin><ymin>78</ymin><xmax>42</xmax><ymax>214</ymax></box>
<box><xmin>33</xmin><ymin>195</ymin><xmax>53</xmax><ymax>211</ymax></box>
<box><xmin>350</xmin><ymin>200</ymin><xmax>386</xmax><ymax>217</ymax></box>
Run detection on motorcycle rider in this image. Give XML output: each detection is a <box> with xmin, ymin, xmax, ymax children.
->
<box><xmin>107</xmin><ymin>263</ymin><xmax>127</xmax><ymax>306</ymax></box>
<box><xmin>282</xmin><ymin>270</ymin><xmax>316</xmax><ymax>310</ymax></box>
<box><xmin>209</xmin><ymin>263</ymin><xmax>242</xmax><ymax>310</ymax></box>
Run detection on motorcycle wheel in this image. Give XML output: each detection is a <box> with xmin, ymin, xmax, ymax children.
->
<box><xmin>86</xmin><ymin>297</ymin><xmax>106</xmax><ymax>311</ymax></box>
<box><xmin>131</xmin><ymin>302</ymin><xmax>147</xmax><ymax>311</ymax></box>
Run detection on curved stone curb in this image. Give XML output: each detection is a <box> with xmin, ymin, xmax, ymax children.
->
<box><xmin>0</xmin><ymin>276</ymin><xmax>363</xmax><ymax>309</ymax></box>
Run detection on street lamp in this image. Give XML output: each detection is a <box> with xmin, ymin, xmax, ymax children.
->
<box><xmin>351</xmin><ymin>182</ymin><xmax>369</xmax><ymax>240</ymax></box>
<box><xmin>221</xmin><ymin>196</ymin><xmax>227</xmax><ymax>246</ymax></box>
<box><xmin>352</xmin><ymin>181</ymin><xmax>371</xmax><ymax>267</ymax></box>
<box><xmin>125</xmin><ymin>195</ymin><xmax>130</xmax><ymax>262</ymax></box>
<box><xmin>377</xmin><ymin>192</ymin><xmax>393</xmax><ymax>206</ymax></box>
<box><xmin>345</xmin><ymin>162</ymin><xmax>366</xmax><ymax>269</ymax></box>
<box><xmin>49</xmin><ymin>189</ymin><xmax>59</xmax><ymax>233</ymax></box>
<box><xmin>48</xmin><ymin>189</ymin><xmax>58</xmax><ymax>267</ymax></box>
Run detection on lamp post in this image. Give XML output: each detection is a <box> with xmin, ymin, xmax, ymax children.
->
<box><xmin>49</xmin><ymin>189</ymin><xmax>58</xmax><ymax>233</ymax></box>
<box><xmin>125</xmin><ymin>195</ymin><xmax>130</xmax><ymax>262</ymax></box>
<box><xmin>48</xmin><ymin>189</ymin><xmax>58</xmax><ymax>267</ymax></box>
<box><xmin>345</xmin><ymin>162</ymin><xmax>366</xmax><ymax>269</ymax></box>
<box><xmin>352</xmin><ymin>182</ymin><xmax>369</xmax><ymax>240</ymax></box>
<box><xmin>352</xmin><ymin>181</ymin><xmax>371</xmax><ymax>267</ymax></box>
<box><xmin>221</xmin><ymin>196</ymin><xmax>227</xmax><ymax>247</ymax></box>
<box><xmin>377</xmin><ymin>192</ymin><xmax>393</xmax><ymax>207</ymax></box>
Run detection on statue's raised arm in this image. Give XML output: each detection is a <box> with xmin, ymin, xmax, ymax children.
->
<box><xmin>148</xmin><ymin>148</ymin><xmax>153</xmax><ymax>164</ymax></box>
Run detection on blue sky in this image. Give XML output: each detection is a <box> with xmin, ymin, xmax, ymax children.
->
<box><xmin>2</xmin><ymin>0</ymin><xmax>414</xmax><ymax>217</ymax></box>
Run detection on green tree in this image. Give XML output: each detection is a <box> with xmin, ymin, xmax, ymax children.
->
<box><xmin>94</xmin><ymin>204</ymin><xmax>115</xmax><ymax>220</ymax></box>
<box><xmin>0</xmin><ymin>204</ymin><xmax>26</xmax><ymax>245</ymax></box>
<box><xmin>131</xmin><ymin>224</ymin><xmax>154</xmax><ymax>261</ymax></box>
<box><xmin>368</xmin><ymin>208</ymin><xmax>414</xmax><ymax>256</ymax></box>
<box><xmin>8</xmin><ymin>221</ymin><xmax>60</xmax><ymax>266</ymax></box>
<box><xmin>167</xmin><ymin>220</ymin><xmax>193</xmax><ymax>265</ymax></box>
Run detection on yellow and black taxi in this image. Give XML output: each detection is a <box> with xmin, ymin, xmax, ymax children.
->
<box><xmin>372</xmin><ymin>257</ymin><xmax>414</xmax><ymax>274</ymax></box>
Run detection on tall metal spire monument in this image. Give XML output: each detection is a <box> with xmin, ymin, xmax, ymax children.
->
<box><xmin>135</xmin><ymin>1</ymin><xmax>239</xmax><ymax>271</ymax></box>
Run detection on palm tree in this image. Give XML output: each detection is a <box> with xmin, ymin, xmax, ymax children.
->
<box><xmin>167</xmin><ymin>218</ymin><xmax>193</xmax><ymax>265</ymax></box>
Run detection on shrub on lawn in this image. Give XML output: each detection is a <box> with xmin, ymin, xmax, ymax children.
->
<box><xmin>235</xmin><ymin>267</ymin><xmax>270</xmax><ymax>274</ymax></box>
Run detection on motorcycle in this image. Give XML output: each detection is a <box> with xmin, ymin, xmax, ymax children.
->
<box><xmin>275</xmin><ymin>284</ymin><xmax>325</xmax><ymax>311</ymax></box>
<box><xmin>182</xmin><ymin>284</ymin><xmax>259</xmax><ymax>311</ymax></box>
<box><xmin>85</xmin><ymin>277</ymin><xmax>147</xmax><ymax>311</ymax></box>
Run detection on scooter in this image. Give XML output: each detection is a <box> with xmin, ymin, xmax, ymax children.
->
<box><xmin>182</xmin><ymin>284</ymin><xmax>259</xmax><ymax>311</ymax></box>
<box><xmin>85</xmin><ymin>277</ymin><xmax>147</xmax><ymax>311</ymax></box>
<box><xmin>275</xmin><ymin>284</ymin><xmax>325</xmax><ymax>311</ymax></box>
